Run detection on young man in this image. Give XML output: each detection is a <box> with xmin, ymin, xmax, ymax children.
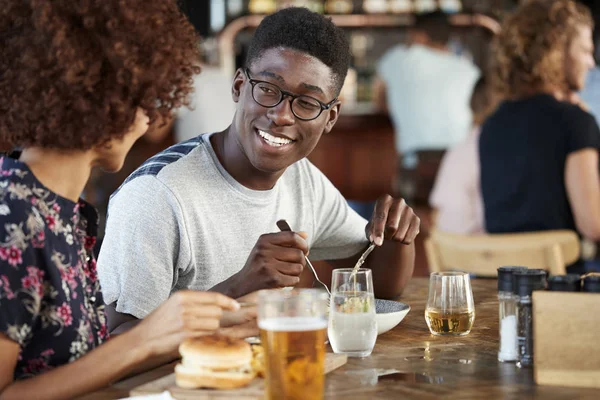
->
<box><xmin>98</xmin><ymin>7</ymin><xmax>421</xmax><ymax>332</ymax></box>
<box><xmin>480</xmin><ymin>0</ymin><xmax>600</xmax><ymax>273</ymax></box>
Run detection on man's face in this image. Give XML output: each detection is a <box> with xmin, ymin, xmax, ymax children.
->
<box><xmin>565</xmin><ymin>26</ymin><xmax>595</xmax><ymax>91</ymax></box>
<box><xmin>231</xmin><ymin>47</ymin><xmax>341</xmax><ymax>175</ymax></box>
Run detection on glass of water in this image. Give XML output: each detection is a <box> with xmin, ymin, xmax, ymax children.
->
<box><xmin>328</xmin><ymin>268</ymin><xmax>377</xmax><ymax>357</ymax></box>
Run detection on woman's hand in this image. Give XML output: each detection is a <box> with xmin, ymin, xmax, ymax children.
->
<box><xmin>132</xmin><ymin>290</ymin><xmax>240</xmax><ymax>358</ymax></box>
<box><xmin>219</xmin><ymin>291</ymin><xmax>259</xmax><ymax>338</ymax></box>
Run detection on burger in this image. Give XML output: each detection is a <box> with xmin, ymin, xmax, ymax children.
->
<box><xmin>175</xmin><ymin>334</ymin><xmax>256</xmax><ymax>389</ymax></box>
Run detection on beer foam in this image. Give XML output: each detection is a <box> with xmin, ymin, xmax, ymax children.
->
<box><xmin>258</xmin><ymin>317</ymin><xmax>327</xmax><ymax>332</ymax></box>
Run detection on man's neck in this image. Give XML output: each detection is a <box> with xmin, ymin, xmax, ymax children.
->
<box><xmin>211</xmin><ymin>128</ymin><xmax>284</xmax><ymax>191</ymax></box>
<box><xmin>19</xmin><ymin>147</ymin><xmax>94</xmax><ymax>203</ymax></box>
<box><xmin>411</xmin><ymin>38</ymin><xmax>449</xmax><ymax>53</ymax></box>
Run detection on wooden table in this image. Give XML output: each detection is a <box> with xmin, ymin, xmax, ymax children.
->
<box><xmin>83</xmin><ymin>278</ymin><xmax>598</xmax><ymax>399</ymax></box>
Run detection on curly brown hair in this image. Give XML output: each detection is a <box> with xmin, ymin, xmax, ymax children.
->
<box><xmin>491</xmin><ymin>0</ymin><xmax>593</xmax><ymax>99</ymax></box>
<box><xmin>0</xmin><ymin>0</ymin><xmax>201</xmax><ymax>150</ymax></box>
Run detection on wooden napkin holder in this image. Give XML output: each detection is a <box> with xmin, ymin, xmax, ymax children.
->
<box><xmin>533</xmin><ymin>291</ymin><xmax>600</xmax><ymax>388</ymax></box>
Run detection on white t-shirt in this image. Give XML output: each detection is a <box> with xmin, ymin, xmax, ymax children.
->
<box><xmin>97</xmin><ymin>134</ymin><xmax>369</xmax><ymax>318</ymax></box>
<box><xmin>378</xmin><ymin>44</ymin><xmax>480</xmax><ymax>165</ymax></box>
<box><xmin>174</xmin><ymin>66</ymin><xmax>236</xmax><ymax>142</ymax></box>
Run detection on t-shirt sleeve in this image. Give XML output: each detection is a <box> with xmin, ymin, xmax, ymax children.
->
<box><xmin>303</xmin><ymin>162</ymin><xmax>369</xmax><ymax>261</ymax></box>
<box><xmin>0</xmin><ymin>226</ymin><xmax>41</xmax><ymax>347</ymax></box>
<box><xmin>564</xmin><ymin>107</ymin><xmax>600</xmax><ymax>154</ymax></box>
<box><xmin>97</xmin><ymin>176</ymin><xmax>191</xmax><ymax>319</ymax></box>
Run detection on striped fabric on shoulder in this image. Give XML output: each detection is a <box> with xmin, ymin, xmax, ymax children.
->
<box><xmin>112</xmin><ymin>136</ymin><xmax>202</xmax><ymax>197</ymax></box>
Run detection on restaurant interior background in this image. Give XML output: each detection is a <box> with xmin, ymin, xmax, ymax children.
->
<box><xmin>83</xmin><ymin>0</ymin><xmax>598</xmax><ymax>277</ymax></box>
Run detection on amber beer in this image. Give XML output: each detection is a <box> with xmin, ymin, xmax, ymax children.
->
<box><xmin>259</xmin><ymin>317</ymin><xmax>327</xmax><ymax>400</ymax></box>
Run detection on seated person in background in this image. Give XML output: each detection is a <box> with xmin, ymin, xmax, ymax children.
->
<box><xmin>429</xmin><ymin>76</ymin><xmax>497</xmax><ymax>235</ymax></box>
<box><xmin>479</xmin><ymin>0</ymin><xmax>600</xmax><ymax>274</ymax></box>
<box><xmin>0</xmin><ymin>1</ymin><xmax>250</xmax><ymax>399</ymax></box>
<box><xmin>98</xmin><ymin>7</ymin><xmax>421</xmax><ymax>334</ymax></box>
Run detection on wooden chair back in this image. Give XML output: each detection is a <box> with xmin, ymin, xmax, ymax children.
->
<box><xmin>424</xmin><ymin>229</ymin><xmax>581</xmax><ymax>276</ymax></box>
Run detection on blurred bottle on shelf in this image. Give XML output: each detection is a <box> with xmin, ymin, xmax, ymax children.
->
<box><xmin>414</xmin><ymin>0</ymin><xmax>437</xmax><ymax>13</ymax></box>
<box><xmin>277</xmin><ymin>0</ymin><xmax>324</xmax><ymax>13</ymax></box>
<box><xmin>249</xmin><ymin>0</ymin><xmax>277</xmax><ymax>14</ymax></box>
<box><xmin>227</xmin><ymin>0</ymin><xmax>245</xmax><ymax>18</ymax></box>
<box><xmin>389</xmin><ymin>0</ymin><xmax>413</xmax><ymax>13</ymax></box>
<box><xmin>362</xmin><ymin>0</ymin><xmax>389</xmax><ymax>13</ymax></box>
<box><xmin>325</xmin><ymin>0</ymin><xmax>354</xmax><ymax>14</ymax></box>
<box><xmin>439</xmin><ymin>0</ymin><xmax>462</xmax><ymax>13</ymax></box>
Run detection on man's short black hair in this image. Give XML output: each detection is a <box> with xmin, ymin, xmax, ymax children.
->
<box><xmin>246</xmin><ymin>7</ymin><xmax>351</xmax><ymax>95</ymax></box>
<box><xmin>414</xmin><ymin>11</ymin><xmax>452</xmax><ymax>45</ymax></box>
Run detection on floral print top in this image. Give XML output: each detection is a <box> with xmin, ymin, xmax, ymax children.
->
<box><xmin>0</xmin><ymin>155</ymin><xmax>108</xmax><ymax>380</ymax></box>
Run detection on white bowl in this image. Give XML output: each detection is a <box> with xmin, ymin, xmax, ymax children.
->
<box><xmin>375</xmin><ymin>299</ymin><xmax>410</xmax><ymax>335</ymax></box>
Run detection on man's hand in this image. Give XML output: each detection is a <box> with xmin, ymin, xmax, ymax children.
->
<box><xmin>232</xmin><ymin>232</ymin><xmax>308</xmax><ymax>295</ymax></box>
<box><xmin>366</xmin><ymin>194</ymin><xmax>420</xmax><ymax>246</ymax></box>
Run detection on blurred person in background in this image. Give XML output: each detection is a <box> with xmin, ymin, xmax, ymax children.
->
<box><xmin>0</xmin><ymin>1</ymin><xmax>252</xmax><ymax>398</ymax></box>
<box><xmin>373</xmin><ymin>11</ymin><xmax>480</xmax><ymax>203</ymax></box>
<box><xmin>480</xmin><ymin>0</ymin><xmax>600</xmax><ymax>274</ymax></box>
<box><xmin>174</xmin><ymin>64</ymin><xmax>237</xmax><ymax>142</ymax></box>
<box><xmin>145</xmin><ymin>42</ymin><xmax>237</xmax><ymax>144</ymax></box>
<box><xmin>429</xmin><ymin>76</ymin><xmax>498</xmax><ymax>235</ymax></box>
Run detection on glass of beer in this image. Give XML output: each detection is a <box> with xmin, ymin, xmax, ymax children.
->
<box><xmin>258</xmin><ymin>289</ymin><xmax>329</xmax><ymax>400</ymax></box>
<box><xmin>425</xmin><ymin>271</ymin><xmax>475</xmax><ymax>336</ymax></box>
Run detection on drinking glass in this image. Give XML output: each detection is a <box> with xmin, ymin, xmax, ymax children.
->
<box><xmin>258</xmin><ymin>289</ymin><xmax>329</xmax><ymax>400</ymax></box>
<box><xmin>425</xmin><ymin>271</ymin><xmax>475</xmax><ymax>336</ymax></box>
<box><xmin>328</xmin><ymin>268</ymin><xmax>377</xmax><ymax>357</ymax></box>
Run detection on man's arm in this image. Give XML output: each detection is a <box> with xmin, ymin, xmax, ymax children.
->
<box><xmin>324</xmin><ymin>240</ymin><xmax>415</xmax><ymax>300</ymax></box>
<box><xmin>320</xmin><ymin>195</ymin><xmax>419</xmax><ymax>299</ymax></box>
<box><xmin>565</xmin><ymin>148</ymin><xmax>600</xmax><ymax>241</ymax></box>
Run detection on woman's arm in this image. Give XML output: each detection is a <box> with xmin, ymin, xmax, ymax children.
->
<box><xmin>0</xmin><ymin>329</ymin><xmax>149</xmax><ymax>400</ymax></box>
<box><xmin>565</xmin><ymin>148</ymin><xmax>600</xmax><ymax>241</ymax></box>
<box><xmin>0</xmin><ymin>290</ymin><xmax>239</xmax><ymax>400</ymax></box>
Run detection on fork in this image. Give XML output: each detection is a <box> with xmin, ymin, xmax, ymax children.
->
<box><xmin>276</xmin><ymin>219</ymin><xmax>332</xmax><ymax>297</ymax></box>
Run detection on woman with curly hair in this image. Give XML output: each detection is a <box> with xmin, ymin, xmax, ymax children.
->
<box><xmin>480</xmin><ymin>0</ymin><xmax>600</xmax><ymax>272</ymax></box>
<box><xmin>0</xmin><ymin>1</ymin><xmax>250</xmax><ymax>398</ymax></box>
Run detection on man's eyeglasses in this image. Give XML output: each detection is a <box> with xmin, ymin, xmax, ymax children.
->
<box><xmin>244</xmin><ymin>68</ymin><xmax>337</xmax><ymax>121</ymax></box>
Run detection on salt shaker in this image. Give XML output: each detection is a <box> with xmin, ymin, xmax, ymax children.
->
<box><xmin>497</xmin><ymin>267</ymin><xmax>527</xmax><ymax>362</ymax></box>
<box><xmin>514</xmin><ymin>269</ymin><xmax>547</xmax><ymax>368</ymax></box>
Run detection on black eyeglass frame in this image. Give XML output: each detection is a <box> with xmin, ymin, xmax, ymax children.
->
<box><xmin>244</xmin><ymin>68</ymin><xmax>338</xmax><ymax>121</ymax></box>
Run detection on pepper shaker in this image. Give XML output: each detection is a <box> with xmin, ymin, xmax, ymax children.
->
<box><xmin>547</xmin><ymin>274</ymin><xmax>581</xmax><ymax>292</ymax></box>
<box><xmin>514</xmin><ymin>269</ymin><xmax>547</xmax><ymax>369</ymax></box>
<box><xmin>583</xmin><ymin>275</ymin><xmax>600</xmax><ymax>293</ymax></box>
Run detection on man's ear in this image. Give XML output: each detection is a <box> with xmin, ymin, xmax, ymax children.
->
<box><xmin>323</xmin><ymin>101</ymin><xmax>342</xmax><ymax>135</ymax></box>
<box><xmin>231</xmin><ymin>68</ymin><xmax>245</xmax><ymax>103</ymax></box>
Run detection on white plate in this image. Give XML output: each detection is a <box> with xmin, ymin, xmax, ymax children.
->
<box><xmin>375</xmin><ymin>299</ymin><xmax>410</xmax><ymax>335</ymax></box>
